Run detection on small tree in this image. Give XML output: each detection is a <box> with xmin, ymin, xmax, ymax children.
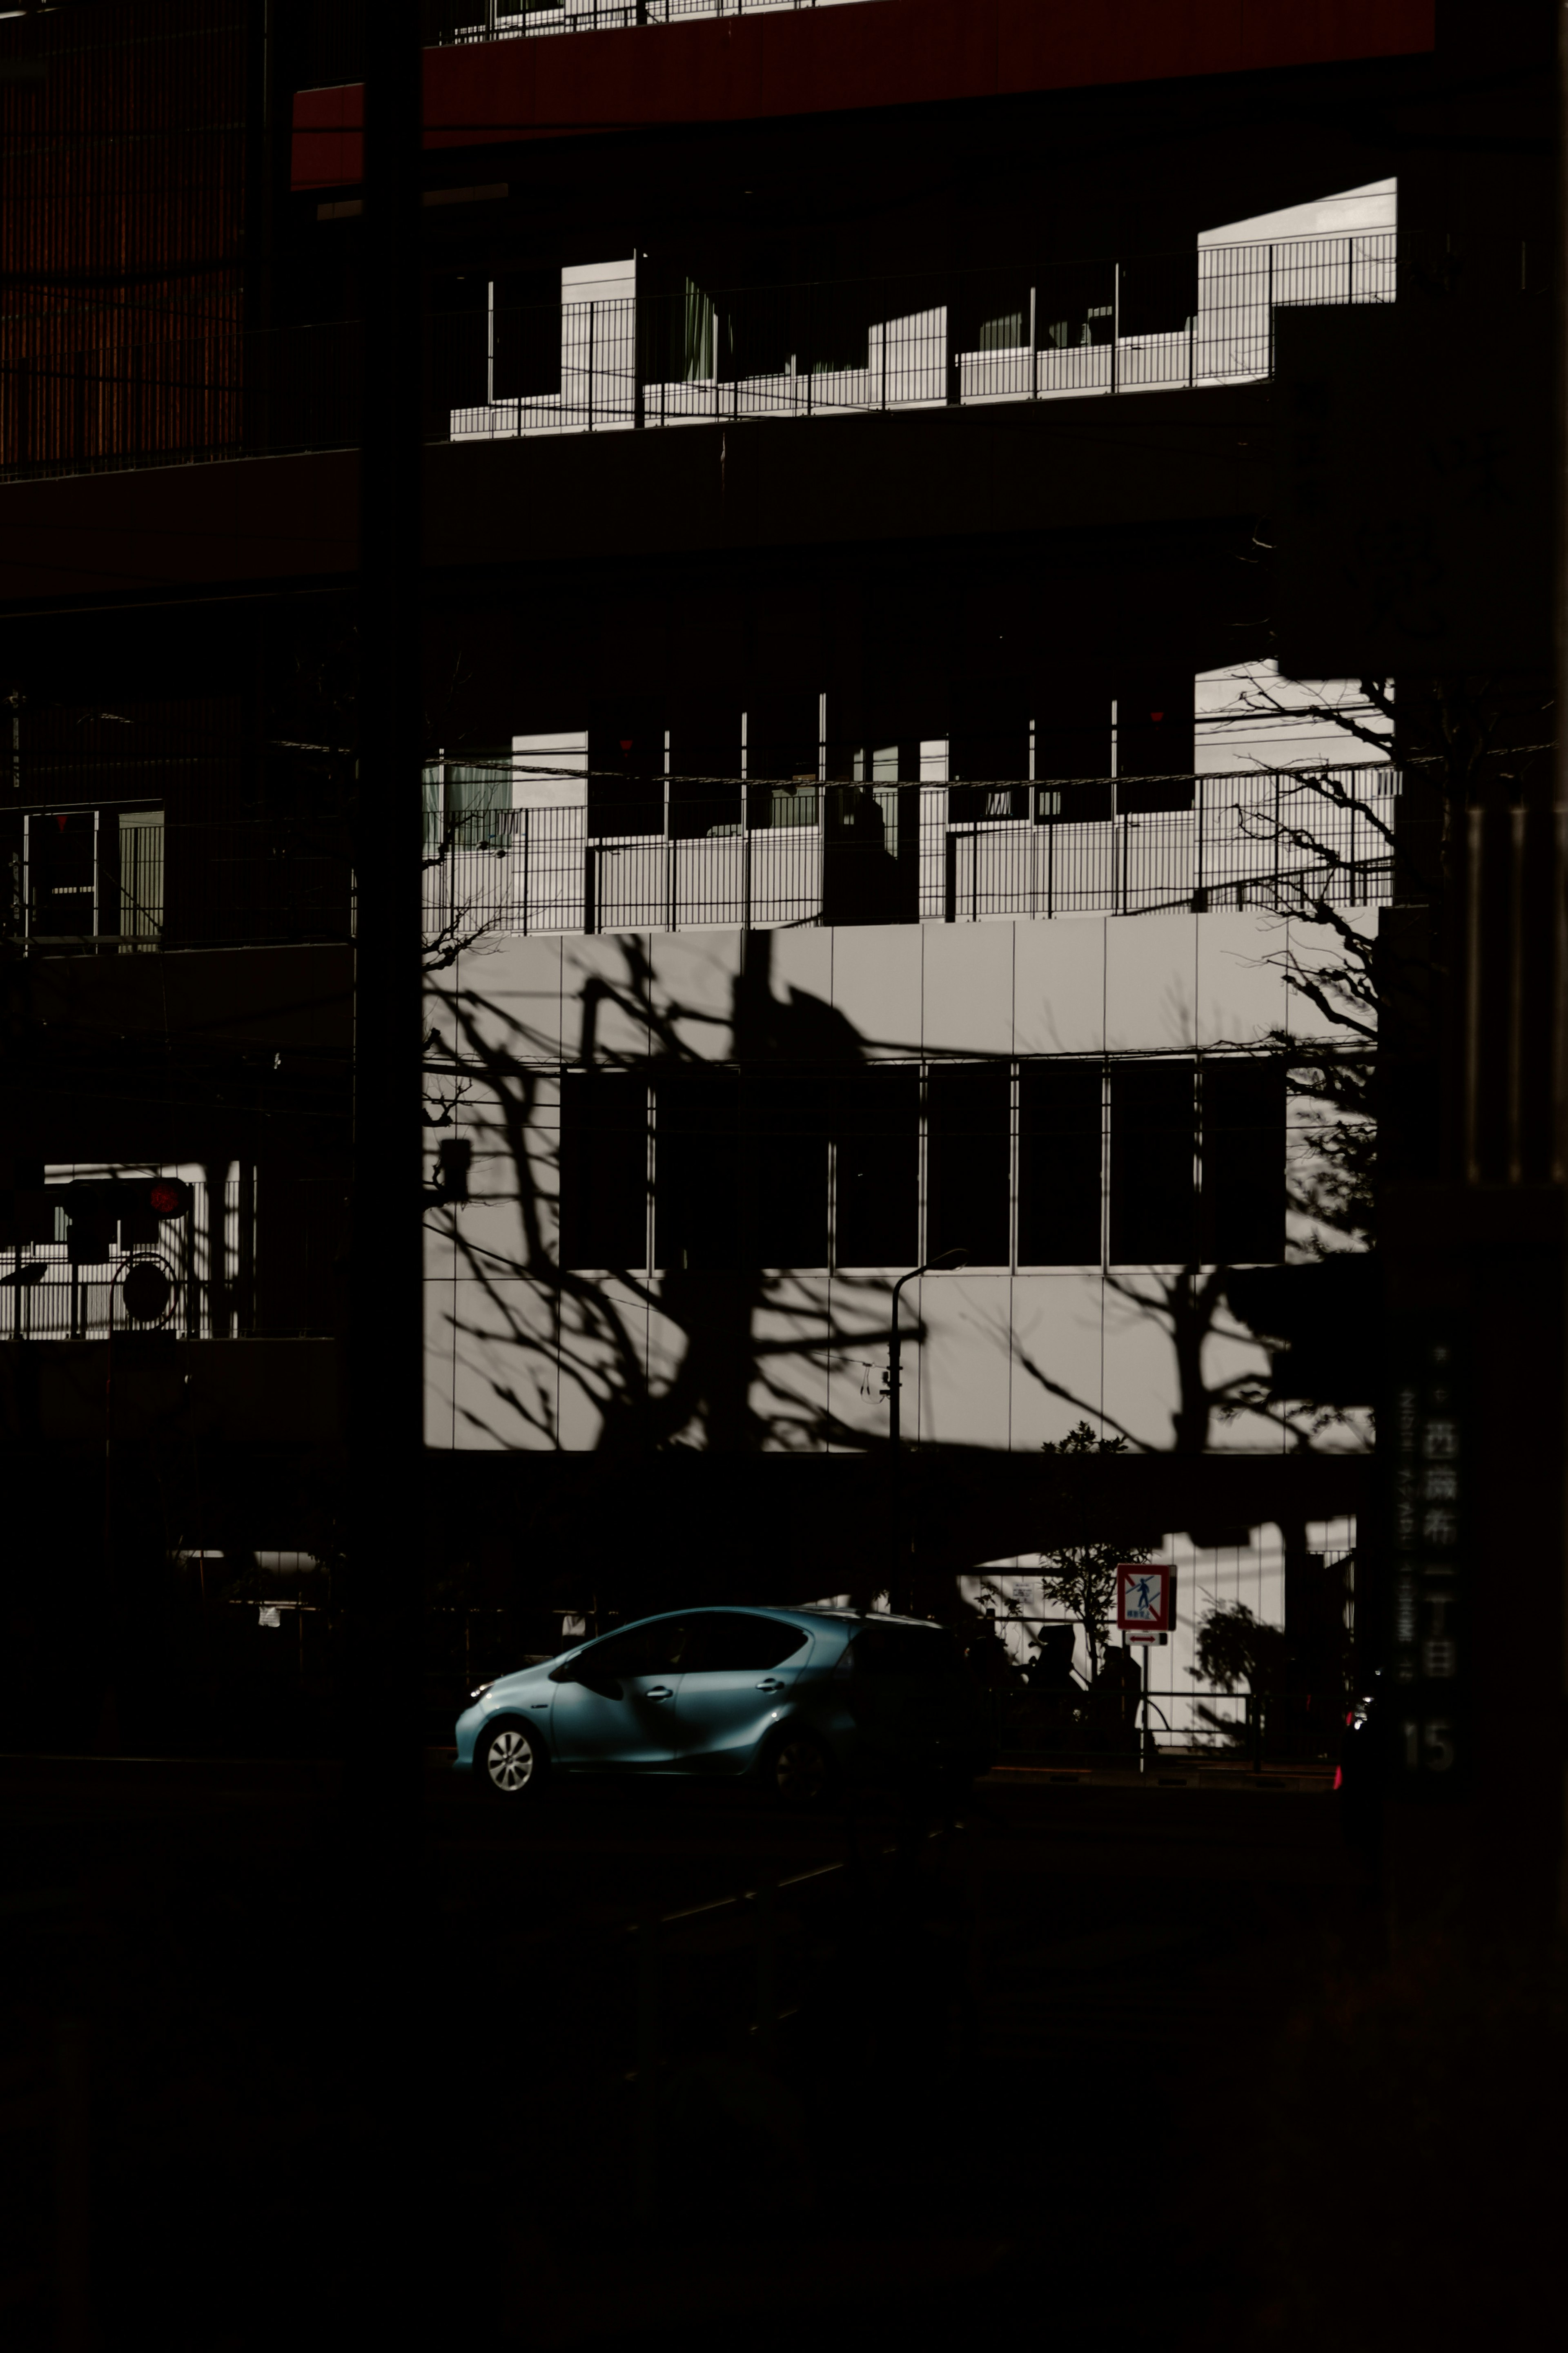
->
<box><xmin>1188</xmin><ymin>1598</ymin><xmax>1291</xmax><ymax>1749</ymax></box>
<box><xmin>1037</xmin><ymin>1422</ymin><xmax>1152</xmax><ymax>1682</ymax></box>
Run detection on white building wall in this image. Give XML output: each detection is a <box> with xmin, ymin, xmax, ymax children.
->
<box><xmin>425</xmin><ymin>907</ymin><xmax>1374</xmax><ymax>1459</ymax></box>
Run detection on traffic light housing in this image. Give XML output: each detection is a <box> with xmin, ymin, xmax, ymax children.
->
<box><xmin>1224</xmin><ymin>1257</ymin><xmax>1379</xmax><ymax>1407</ymax></box>
<box><xmin>52</xmin><ymin>1176</ymin><xmax>194</xmax><ymax>1263</ymax></box>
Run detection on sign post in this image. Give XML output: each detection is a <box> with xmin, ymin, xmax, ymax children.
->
<box><xmin>1116</xmin><ymin>1563</ymin><xmax>1176</xmax><ymax>1773</ymax></box>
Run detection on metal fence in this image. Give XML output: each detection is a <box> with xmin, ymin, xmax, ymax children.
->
<box><xmin>451</xmin><ymin>235</ymin><xmax>1395</xmax><ymax>439</ymax></box>
<box><xmin>0</xmin><ymin>231</ymin><xmax>1394</xmax><ymax>481</ymax></box>
<box><xmin>4</xmin><ymin>766</ymin><xmax>1396</xmax><ymax>953</ymax></box>
<box><xmin>424</xmin><ymin>765</ymin><xmax>1401</xmax><ymax>944</ymax></box>
<box><xmin>0</xmin><ymin>1175</ymin><xmax>336</xmax><ymax>1341</ymax></box>
<box><xmin>433</xmin><ymin>0</ymin><xmax>873</xmax><ymax>38</ymax></box>
<box><xmin>3</xmin><ymin>805</ymin><xmax>353</xmax><ymax>952</ymax></box>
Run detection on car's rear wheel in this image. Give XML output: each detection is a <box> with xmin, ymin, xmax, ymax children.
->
<box><xmin>766</xmin><ymin>1731</ymin><xmax>836</xmax><ymax>1810</ymax></box>
<box><xmin>477</xmin><ymin>1718</ymin><xmax>547</xmax><ymax>1800</ymax></box>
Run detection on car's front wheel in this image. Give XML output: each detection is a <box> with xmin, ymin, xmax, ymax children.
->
<box><xmin>476</xmin><ymin>1718</ymin><xmax>548</xmax><ymax>1800</ymax></box>
<box><xmin>765</xmin><ymin>1730</ymin><xmax>836</xmax><ymax>1810</ymax></box>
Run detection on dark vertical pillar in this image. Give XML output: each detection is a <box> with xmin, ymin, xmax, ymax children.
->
<box><xmin>1374</xmin><ymin>14</ymin><xmax>1568</xmax><ymax>1946</ymax></box>
<box><xmin>339</xmin><ymin>4</ymin><xmax>428</xmax><ymax>2333</ymax></box>
<box><xmin>346</xmin><ymin>2</ymin><xmax>424</xmax><ymax>1808</ymax></box>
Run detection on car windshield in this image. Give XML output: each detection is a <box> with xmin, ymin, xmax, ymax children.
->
<box><xmin>841</xmin><ymin>1624</ymin><xmax>965</xmax><ymax>1679</ymax></box>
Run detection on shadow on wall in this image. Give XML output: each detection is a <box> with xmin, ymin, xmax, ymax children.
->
<box><xmin>426</xmin><ymin>930</ymin><xmax>909</xmax><ymax>1458</ymax></box>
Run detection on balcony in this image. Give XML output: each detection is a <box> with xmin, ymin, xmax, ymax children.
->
<box><xmin>424</xmin><ymin>764</ymin><xmax>1402</xmax><ymax>947</ymax></box>
<box><xmin>0</xmin><ymin>233</ymin><xmax>1393</xmax><ymax>484</ymax></box>
<box><xmin>0</xmin><ymin>1174</ymin><xmax>334</xmax><ymax>1344</ymax></box>
<box><xmin>433</xmin><ymin>0</ymin><xmax>870</xmax><ymax>36</ymax></box>
<box><xmin>3</xmin><ymin>803</ymin><xmax>352</xmax><ymax>954</ymax></box>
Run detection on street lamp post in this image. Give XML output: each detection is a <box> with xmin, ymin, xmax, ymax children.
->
<box><xmin>886</xmin><ymin>1247</ymin><xmax>967</xmax><ymax>1615</ymax></box>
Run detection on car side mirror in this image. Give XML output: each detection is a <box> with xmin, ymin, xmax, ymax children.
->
<box><xmin>548</xmin><ymin>1659</ymin><xmax>579</xmax><ymax>1684</ymax></box>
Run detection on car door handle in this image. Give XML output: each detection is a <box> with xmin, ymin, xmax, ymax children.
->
<box><xmin>646</xmin><ymin>1686</ymin><xmax>673</xmax><ymax>1701</ymax></box>
<box><xmin>755</xmin><ymin>1678</ymin><xmax>785</xmax><ymax>1693</ymax></box>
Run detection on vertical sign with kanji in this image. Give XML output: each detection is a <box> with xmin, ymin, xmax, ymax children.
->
<box><xmin>1386</xmin><ymin>1327</ymin><xmax>1466</xmax><ymax>1794</ymax></box>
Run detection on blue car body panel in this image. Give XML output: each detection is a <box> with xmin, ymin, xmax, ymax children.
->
<box><xmin>454</xmin><ymin>1605</ymin><xmax>990</xmax><ymax>1786</ymax></box>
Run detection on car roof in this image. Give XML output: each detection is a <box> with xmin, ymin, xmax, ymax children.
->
<box><xmin>620</xmin><ymin>1604</ymin><xmax>942</xmax><ymax>1632</ymax></box>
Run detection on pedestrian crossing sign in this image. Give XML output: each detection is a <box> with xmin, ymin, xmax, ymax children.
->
<box><xmin>1116</xmin><ymin>1563</ymin><xmax>1174</xmax><ymax>1635</ymax></box>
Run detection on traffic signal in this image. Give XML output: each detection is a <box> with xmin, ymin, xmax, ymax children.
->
<box><xmin>52</xmin><ymin>1176</ymin><xmax>194</xmax><ymax>1263</ymax></box>
<box><xmin>1224</xmin><ymin>1257</ymin><xmax>1379</xmax><ymax>1407</ymax></box>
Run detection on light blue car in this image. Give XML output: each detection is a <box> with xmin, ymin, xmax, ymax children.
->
<box><xmin>454</xmin><ymin>1605</ymin><xmax>992</xmax><ymax>1804</ymax></box>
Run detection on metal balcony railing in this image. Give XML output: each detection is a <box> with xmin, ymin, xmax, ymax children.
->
<box><xmin>4</xmin><ymin>766</ymin><xmax>1398</xmax><ymax>955</ymax></box>
<box><xmin>0</xmin><ymin>1177</ymin><xmax>335</xmax><ymax>1343</ymax></box>
<box><xmin>430</xmin><ymin>0</ymin><xmax>883</xmax><ymax>42</ymax></box>
<box><xmin>0</xmin><ymin>232</ymin><xmax>1395</xmax><ymax>482</ymax></box>
<box><xmin>3</xmin><ymin>803</ymin><xmax>353</xmax><ymax>952</ymax></box>
<box><xmin>424</xmin><ymin>764</ymin><xmax>1401</xmax><ymax>946</ymax></box>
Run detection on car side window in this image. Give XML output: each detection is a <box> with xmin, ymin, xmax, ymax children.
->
<box><xmin>839</xmin><ymin>1625</ymin><xmax>963</xmax><ymax>1678</ymax></box>
<box><xmin>579</xmin><ymin>1619</ymin><xmax>690</xmax><ymax>1678</ymax></box>
<box><xmin>683</xmin><ymin>1614</ymin><xmax>810</xmax><ymax>1673</ymax></box>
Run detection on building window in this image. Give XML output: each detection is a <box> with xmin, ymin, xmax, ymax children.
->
<box><xmin>654</xmin><ymin>1066</ymin><xmax>741</xmax><ymax>1271</ymax></box>
<box><xmin>1201</xmin><ymin>1057</ymin><xmax>1285</xmax><ymax>1264</ymax></box>
<box><xmin>423</xmin><ymin>752</ymin><xmax>511</xmax><ymax>849</ymax></box>
<box><xmin>1018</xmin><ymin>1060</ymin><xmax>1103</xmax><ymax>1266</ymax></box>
<box><xmin>559</xmin><ymin>1069</ymin><xmax>648</xmax><ymax>1270</ymax></box>
<box><xmin>744</xmin><ymin>1068</ymin><xmax>829</xmax><ymax>1270</ymax></box>
<box><xmin>1109</xmin><ymin>1059</ymin><xmax>1197</xmax><ymax>1265</ymax></box>
<box><xmin>833</xmin><ymin>1064</ymin><xmax>919</xmax><ymax>1269</ymax></box>
<box><xmin>926</xmin><ymin>1062</ymin><xmax>1010</xmax><ymax>1267</ymax></box>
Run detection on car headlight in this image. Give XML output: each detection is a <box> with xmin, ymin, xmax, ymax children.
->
<box><xmin>468</xmin><ymin>1681</ymin><xmax>493</xmax><ymax>1702</ymax></box>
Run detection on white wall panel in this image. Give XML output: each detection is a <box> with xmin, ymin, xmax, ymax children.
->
<box><xmin>1104</xmin><ymin>912</ymin><xmax>1199</xmax><ymax>1053</ymax></box>
<box><xmin>921</xmin><ymin>921</ymin><xmax>1014</xmax><ymax>1058</ymax></box>
<box><xmin>561</xmin><ymin>935</ymin><xmax>655</xmax><ymax>1064</ymax></box>
<box><xmin>1013</xmin><ymin>918</ymin><xmax>1106</xmax><ymax>1058</ymax></box>
<box><xmin>557</xmin><ymin>1282</ymin><xmax>649</xmax><ymax>1451</ymax></box>
<box><xmin>1008</xmin><ymin>1273</ymin><xmax>1107</xmax><ymax>1450</ymax></box>
<box><xmin>751</xmin><ymin>1276</ymin><xmax>834</xmax><ymax>1452</ymax></box>
<box><xmin>450</xmin><ymin>932</ymin><xmax>564</xmax><ymax>1063</ymax></box>
<box><xmin>650</xmin><ymin>931</ymin><xmax>743</xmax><ymax>1060</ymax></box>
<box><xmin>1099</xmin><ymin>1276</ymin><xmax>1188</xmax><ymax>1451</ymax></box>
<box><xmin>448</xmin><ymin>1276</ymin><xmax>561</xmax><ymax>1450</ymax></box>
<box><xmin>1197</xmin><ymin>911</ymin><xmax>1288</xmax><ymax>1046</ymax></box>
<box><xmin>826</xmin><ymin>1268</ymin><xmax>900</xmax><ymax>1450</ymax></box>
<box><xmin>829</xmin><ymin>923</ymin><xmax>922</xmax><ymax>1058</ymax></box>
<box><xmin>1282</xmin><ymin>909</ymin><xmax>1378</xmax><ymax>1043</ymax></box>
<box><xmin>912</xmin><ymin>1272</ymin><xmax>1013</xmax><ymax>1449</ymax></box>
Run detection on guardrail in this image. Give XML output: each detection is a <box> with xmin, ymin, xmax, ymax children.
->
<box><xmin>0</xmin><ymin>1177</ymin><xmax>336</xmax><ymax>1342</ymax></box>
<box><xmin>432</xmin><ymin>0</ymin><xmax>874</xmax><ymax>40</ymax></box>
<box><xmin>0</xmin><ymin>231</ymin><xmax>1394</xmax><ymax>481</ymax></box>
<box><xmin>424</xmin><ymin>764</ymin><xmax>1401</xmax><ymax>943</ymax></box>
<box><xmin>1</xmin><ymin>768</ymin><xmax>1397</xmax><ymax>955</ymax></box>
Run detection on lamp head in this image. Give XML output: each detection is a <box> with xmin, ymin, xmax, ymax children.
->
<box><xmin>929</xmin><ymin>1247</ymin><xmax>969</xmax><ymax>1270</ymax></box>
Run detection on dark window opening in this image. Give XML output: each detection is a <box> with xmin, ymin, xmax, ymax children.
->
<box><xmin>926</xmin><ymin>1062</ymin><xmax>1010</xmax><ymax>1267</ymax></box>
<box><xmin>1035</xmin><ymin>673</ymin><xmax>1113</xmax><ymax>790</ymax></box>
<box><xmin>493</xmin><ymin>266</ymin><xmax>562</xmax><ymax>400</ymax></box>
<box><xmin>746</xmin><ymin>690</ymin><xmax>820</xmax><ymax>789</ymax></box>
<box><xmin>1115</xmin><ymin>251</ymin><xmax>1199</xmax><ymax>339</ymax></box>
<box><xmin>430</xmin><ymin>271</ymin><xmax>489</xmax><ymax>411</ymax></box>
<box><xmin>559</xmin><ymin>1068</ymin><xmax>648</xmax><ymax>1269</ymax></box>
<box><xmin>655</xmin><ymin>1066</ymin><xmax>742</xmax><ymax>1271</ymax></box>
<box><xmin>1109</xmin><ymin>1059</ymin><xmax>1196</xmax><ymax>1264</ymax></box>
<box><xmin>744</xmin><ymin>1068</ymin><xmax>829</xmax><ymax>1269</ymax></box>
<box><xmin>588</xmin><ymin>698</ymin><xmax>665</xmax><ymax>839</ymax></box>
<box><xmin>1018</xmin><ymin>1060</ymin><xmax>1103</xmax><ymax>1265</ymax></box>
<box><xmin>833</xmin><ymin>1064</ymin><xmax>919</xmax><ymax>1269</ymax></box>
<box><xmin>1115</xmin><ymin>669</ymin><xmax>1195</xmax><ymax>811</ymax></box>
<box><xmin>1203</xmin><ymin>1057</ymin><xmax>1285</xmax><ymax>1265</ymax></box>
<box><xmin>1036</xmin><ymin>258</ymin><xmax>1117</xmax><ymax>351</ymax></box>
